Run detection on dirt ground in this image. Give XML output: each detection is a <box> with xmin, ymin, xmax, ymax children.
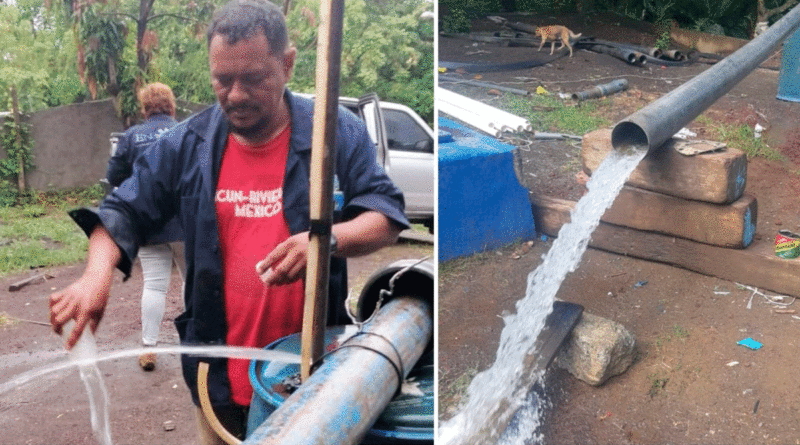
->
<box><xmin>0</xmin><ymin>234</ymin><xmax>432</xmax><ymax>445</ymax></box>
<box><xmin>438</xmin><ymin>11</ymin><xmax>800</xmax><ymax>445</ymax></box>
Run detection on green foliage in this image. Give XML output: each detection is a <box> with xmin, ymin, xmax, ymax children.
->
<box><xmin>441</xmin><ymin>7</ymin><xmax>471</xmax><ymax>34</ymax></box>
<box><xmin>0</xmin><ymin>118</ymin><xmax>35</xmax><ymax>207</ymax></box>
<box><xmin>78</xmin><ymin>6</ymin><xmax>127</xmax><ymax>89</ymax></box>
<box><xmin>439</xmin><ymin>0</ymin><xmax>501</xmax><ymax>17</ymax></box>
<box><xmin>286</xmin><ymin>0</ymin><xmax>433</xmax><ymax>123</ymax></box>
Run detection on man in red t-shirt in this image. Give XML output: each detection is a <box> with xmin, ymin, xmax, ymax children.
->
<box><xmin>49</xmin><ymin>1</ymin><xmax>408</xmax><ymax>444</ymax></box>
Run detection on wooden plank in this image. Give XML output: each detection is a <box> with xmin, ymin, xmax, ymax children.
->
<box><xmin>582</xmin><ymin>129</ymin><xmax>748</xmax><ymax>204</ymax></box>
<box><xmin>602</xmin><ymin>186</ymin><xmax>757</xmax><ymax>248</ymax></box>
<box><xmin>532</xmin><ymin>195</ymin><xmax>800</xmax><ymax>298</ymax></box>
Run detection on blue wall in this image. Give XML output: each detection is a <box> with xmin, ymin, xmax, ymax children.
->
<box><xmin>438</xmin><ymin>117</ymin><xmax>537</xmax><ymax>262</ymax></box>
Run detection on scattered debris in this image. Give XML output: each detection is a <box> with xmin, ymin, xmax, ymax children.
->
<box><xmin>737</xmin><ymin>283</ymin><xmax>795</xmax><ymax>309</ymax></box>
<box><xmin>510</xmin><ymin>241</ymin><xmax>535</xmax><ymax>259</ymax></box>
<box><xmin>754</xmin><ymin>123</ymin><xmax>764</xmax><ymax>139</ymax></box>
<box><xmin>535</xmin><ymin>85</ymin><xmax>548</xmax><ymax>95</ymax></box>
<box><xmin>673</xmin><ymin>127</ymin><xmax>697</xmax><ymax>140</ymax></box>
<box><xmin>634</xmin><ymin>280</ymin><xmax>648</xmax><ymax>288</ymax></box>
<box><xmin>726</xmin><ymin>361</ymin><xmax>739</xmax><ymax>367</ymax></box>
<box><xmin>753</xmin><ymin>399</ymin><xmax>760</xmax><ymax>414</ymax></box>
<box><xmin>163</xmin><ymin>420</ymin><xmax>176</xmax><ymax>431</ymax></box>
<box><xmin>774</xmin><ymin>309</ymin><xmax>796</xmax><ymax>314</ymax></box>
<box><xmin>737</xmin><ymin>337</ymin><xmax>763</xmax><ymax>350</ymax></box>
<box><xmin>9</xmin><ymin>272</ymin><xmax>55</xmax><ymax>292</ymax></box>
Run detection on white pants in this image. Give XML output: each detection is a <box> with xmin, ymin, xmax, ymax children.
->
<box><xmin>139</xmin><ymin>243</ymin><xmax>173</xmax><ymax>346</ymax></box>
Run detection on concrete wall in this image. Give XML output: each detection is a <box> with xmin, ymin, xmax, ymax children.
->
<box><xmin>27</xmin><ymin>100</ymin><xmax>124</xmax><ymax>190</ymax></box>
<box><xmin>25</xmin><ymin>99</ymin><xmax>209</xmax><ymax>191</ymax></box>
<box><xmin>438</xmin><ymin>117</ymin><xmax>537</xmax><ymax>262</ymax></box>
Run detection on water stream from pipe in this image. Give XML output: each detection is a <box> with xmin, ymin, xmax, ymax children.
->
<box><xmin>0</xmin><ymin>340</ymin><xmax>300</xmax><ymax>445</ymax></box>
<box><xmin>439</xmin><ymin>147</ymin><xmax>647</xmax><ymax>444</ymax></box>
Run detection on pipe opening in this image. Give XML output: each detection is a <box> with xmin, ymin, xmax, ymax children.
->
<box><xmin>612</xmin><ymin>121</ymin><xmax>649</xmax><ymax>151</ymax></box>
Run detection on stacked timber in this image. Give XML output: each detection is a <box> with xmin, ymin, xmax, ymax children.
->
<box><xmin>532</xmin><ymin>128</ymin><xmax>800</xmax><ymax>297</ymax></box>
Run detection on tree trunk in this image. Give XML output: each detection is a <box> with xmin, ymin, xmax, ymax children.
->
<box><xmin>137</xmin><ymin>0</ymin><xmax>156</xmax><ymax>75</ymax></box>
<box><xmin>9</xmin><ymin>86</ymin><xmax>25</xmax><ymax>192</ymax></box>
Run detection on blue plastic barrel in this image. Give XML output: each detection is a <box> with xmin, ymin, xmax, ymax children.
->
<box><xmin>247</xmin><ymin>326</ymin><xmax>433</xmax><ymax>444</ymax></box>
<box><xmin>777</xmin><ymin>28</ymin><xmax>800</xmax><ymax>102</ymax></box>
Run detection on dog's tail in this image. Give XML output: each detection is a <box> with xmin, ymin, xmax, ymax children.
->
<box><xmin>570</xmin><ymin>31</ymin><xmax>582</xmax><ymax>39</ymax></box>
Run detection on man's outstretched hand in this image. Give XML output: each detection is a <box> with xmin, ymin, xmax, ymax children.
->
<box><xmin>49</xmin><ymin>224</ymin><xmax>121</xmax><ymax>349</ymax></box>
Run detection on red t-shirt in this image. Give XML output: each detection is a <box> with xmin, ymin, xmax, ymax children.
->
<box><xmin>215</xmin><ymin>126</ymin><xmax>305</xmax><ymax>406</ymax></box>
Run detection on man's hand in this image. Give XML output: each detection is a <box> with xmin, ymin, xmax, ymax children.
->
<box><xmin>255</xmin><ymin>232</ymin><xmax>310</xmax><ymax>285</ymax></box>
<box><xmin>49</xmin><ymin>224</ymin><xmax>121</xmax><ymax>349</ymax></box>
<box><xmin>255</xmin><ymin>211</ymin><xmax>401</xmax><ymax>286</ymax></box>
<box><xmin>50</xmin><ymin>274</ymin><xmax>112</xmax><ymax>348</ymax></box>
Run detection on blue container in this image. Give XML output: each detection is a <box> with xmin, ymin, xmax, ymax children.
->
<box><xmin>438</xmin><ymin>117</ymin><xmax>537</xmax><ymax>262</ymax></box>
<box><xmin>777</xmin><ymin>28</ymin><xmax>800</xmax><ymax>102</ymax></box>
<box><xmin>247</xmin><ymin>326</ymin><xmax>433</xmax><ymax>444</ymax></box>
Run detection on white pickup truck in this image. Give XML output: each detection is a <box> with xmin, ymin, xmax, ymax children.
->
<box><xmin>334</xmin><ymin>94</ymin><xmax>435</xmax><ymax>233</ymax></box>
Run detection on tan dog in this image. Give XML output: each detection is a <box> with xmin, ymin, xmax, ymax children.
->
<box><xmin>535</xmin><ymin>25</ymin><xmax>582</xmax><ymax>57</ymax></box>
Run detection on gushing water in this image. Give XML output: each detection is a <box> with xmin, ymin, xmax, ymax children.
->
<box><xmin>0</xmin><ymin>335</ymin><xmax>300</xmax><ymax>445</ymax></box>
<box><xmin>440</xmin><ymin>148</ymin><xmax>647</xmax><ymax>444</ymax></box>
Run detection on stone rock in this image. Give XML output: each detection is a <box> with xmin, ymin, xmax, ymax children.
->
<box><xmin>555</xmin><ymin>312</ymin><xmax>636</xmax><ymax>386</ymax></box>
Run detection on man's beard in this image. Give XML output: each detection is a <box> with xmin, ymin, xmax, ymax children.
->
<box><xmin>225</xmin><ymin>110</ymin><xmax>270</xmax><ymax>140</ymax></box>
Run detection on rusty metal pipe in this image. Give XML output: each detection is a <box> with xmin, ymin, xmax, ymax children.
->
<box><xmin>242</xmin><ymin>296</ymin><xmax>433</xmax><ymax>445</ymax></box>
<box><xmin>612</xmin><ymin>4</ymin><xmax>800</xmax><ymax>152</ymax></box>
<box><xmin>571</xmin><ymin>78</ymin><xmax>629</xmax><ymax>101</ymax></box>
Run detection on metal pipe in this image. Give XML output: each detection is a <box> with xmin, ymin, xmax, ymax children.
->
<box><xmin>571</xmin><ymin>78</ymin><xmax>629</xmax><ymax>101</ymax></box>
<box><xmin>243</xmin><ymin>296</ymin><xmax>433</xmax><ymax>445</ymax></box>
<box><xmin>612</xmin><ymin>4</ymin><xmax>800</xmax><ymax>152</ymax></box>
<box><xmin>587</xmin><ymin>44</ymin><xmax>646</xmax><ymax>65</ymax></box>
<box><xmin>663</xmin><ymin>49</ymin><xmax>686</xmax><ymax>61</ymax></box>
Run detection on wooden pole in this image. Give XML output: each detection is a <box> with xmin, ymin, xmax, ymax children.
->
<box><xmin>300</xmin><ymin>0</ymin><xmax>344</xmax><ymax>381</ymax></box>
<box><xmin>9</xmin><ymin>86</ymin><xmax>25</xmax><ymax>192</ymax></box>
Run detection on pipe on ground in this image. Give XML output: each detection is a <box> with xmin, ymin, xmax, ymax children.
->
<box><xmin>612</xmin><ymin>4</ymin><xmax>800</xmax><ymax>153</ymax></box>
<box><xmin>242</xmin><ymin>296</ymin><xmax>433</xmax><ymax>445</ymax></box>
<box><xmin>572</xmin><ymin>78</ymin><xmax>629</xmax><ymax>101</ymax></box>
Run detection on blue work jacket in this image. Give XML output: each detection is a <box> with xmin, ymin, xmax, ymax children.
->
<box><xmin>70</xmin><ymin>91</ymin><xmax>409</xmax><ymax>408</ymax></box>
<box><xmin>105</xmin><ymin>113</ymin><xmax>182</xmax><ymax>245</ymax></box>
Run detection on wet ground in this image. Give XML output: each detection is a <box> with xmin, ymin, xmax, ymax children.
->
<box><xmin>0</xmin><ymin>234</ymin><xmax>432</xmax><ymax>445</ymax></box>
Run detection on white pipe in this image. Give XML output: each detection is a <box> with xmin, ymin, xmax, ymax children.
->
<box><xmin>437</xmin><ymin>87</ymin><xmax>532</xmax><ymax>132</ymax></box>
<box><xmin>437</xmin><ymin>88</ymin><xmax>530</xmax><ymax>131</ymax></box>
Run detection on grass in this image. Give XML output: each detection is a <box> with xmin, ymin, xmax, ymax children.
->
<box><xmin>0</xmin><ymin>186</ymin><xmax>104</xmax><ymax>277</ymax></box>
<box><xmin>503</xmin><ymin>93</ymin><xmax>611</xmax><ymax>136</ymax></box>
<box><xmin>697</xmin><ymin>115</ymin><xmax>785</xmax><ymax>161</ymax></box>
<box><xmin>647</xmin><ymin>371</ymin><xmax>669</xmax><ymax>398</ymax></box>
<box><xmin>0</xmin><ymin>312</ymin><xmax>18</xmax><ymax>327</ymax></box>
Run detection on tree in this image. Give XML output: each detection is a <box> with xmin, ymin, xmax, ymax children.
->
<box><xmin>758</xmin><ymin>0</ymin><xmax>800</xmax><ymax>25</ymax></box>
<box><xmin>286</xmin><ymin>0</ymin><xmax>434</xmax><ymax>122</ymax></box>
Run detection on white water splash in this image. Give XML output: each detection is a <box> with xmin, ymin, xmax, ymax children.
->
<box><xmin>1</xmin><ymin>340</ymin><xmax>300</xmax><ymax>445</ymax></box>
<box><xmin>440</xmin><ymin>148</ymin><xmax>647</xmax><ymax>444</ymax></box>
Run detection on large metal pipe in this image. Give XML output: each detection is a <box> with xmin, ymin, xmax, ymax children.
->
<box><xmin>243</xmin><ymin>296</ymin><xmax>433</xmax><ymax>445</ymax></box>
<box><xmin>612</xmin><ymin>4</ymin><xmax>800</xmax><ymax>152</ymax></box>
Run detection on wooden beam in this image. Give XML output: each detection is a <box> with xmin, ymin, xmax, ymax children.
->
<box><xmin>582</xmin><ymin>129</ymin><xmax>747</xmax><ymax>204</ymax></box>
<box><xmin>602</xmin><ymin>186</ymin><xmax>757</xmax><ymax>248</ymax></box>
<box><xmin>532</xmin><ymin>195</ymin><xmax>800</xmax><ymax>297</ymax></box>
